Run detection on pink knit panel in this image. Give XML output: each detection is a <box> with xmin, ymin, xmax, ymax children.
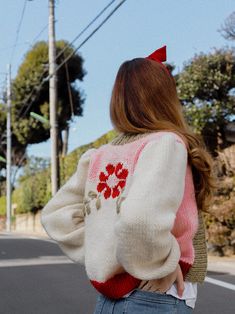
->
<box><xmin>171</xmin><ymin>164</ymin><xmax>199</xmax><ymax>266</ymax></box>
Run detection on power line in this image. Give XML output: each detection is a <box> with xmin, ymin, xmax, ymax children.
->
<box><xmin>16</xmin><ymin>0</ymin><xmax>126</xmax><ymax>120</ymax></box>
<box><xmin>64</xmin><ymin>53</ymin><xmax>74</xmax><ymax>117</ymax></box>
<box><xmin>17</xmin><ymin>0</ymin><xmax>116</xmax><ymax>115</ymax></box>
<box><xmin>21</xmin><ymin>0</ymin><xmax>115</xmax><ymax>78</ymax></box>
<box><xmin>47</xmin><ymin>0</ymin><xmax>127</xmax><ymax>80</ymax></box>
<box><xmin>10</xmin><ymin>0</ymin><xmax>28</xmax><ymax>65</ymax></box>
<box><xmin>52</xmin><ymin>0</ymin><xmax>116</xmax><ymax>64</ymax></box>
<box><xmin>0</xmin><ymin>24</ymin><xmax>48</xmax><ymax>55</ymax></box>
<box><xmin>0</xmin><ymin>24</ymin><xmax>48</xmax><ymax>111</ymax></box>
<box><xmin>0</xmin><ymin>41</ymin><xmax>30</xmax><ymax>53</ymax></box>
<box><xmin>29</xmin><ymin>23</ymin><xmax>49</xmax><ymax>47</ymax></box>
<box><xmin>8</xmin><ymin>23</ymin><xmax>49</xmax><ymax>116</ymax></box>
<box><xmin>14</xmin><ymin>69</ymin><xmax>48</xmax><ymax>120</ymax></box>
<box><xmin>4</xmin><ymin>0</ymin><xmax>120</xmax><ymax>120</ymax></box>
<box><xmin>1</xmin><ymin>0</ymin><xmax>125</xmax><ymax>167</ymax></box>
<box><xmin>15</xmin><ymin>0</ymin><xmax>117</xmax><ymax>119</ymax></box>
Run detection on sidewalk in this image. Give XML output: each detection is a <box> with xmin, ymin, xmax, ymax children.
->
<box><xmin>0</xmin><ymin>230</ymin><xmax>50</xmax><ymax>240</ymax></box>
<box><xmin>207</xmin><ymin>255</ymin><xmax>235</xmax><ymax>276</ymax></box>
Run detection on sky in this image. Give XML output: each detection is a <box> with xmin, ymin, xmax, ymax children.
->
<box><xmin>0</xmin><ymin>0</ymin><xmax>234</xmax><ymax>159</ymax></box>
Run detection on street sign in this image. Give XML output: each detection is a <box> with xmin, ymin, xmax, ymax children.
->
<box><xmin>30</xmin><ymin>112</ymin><xmax>50</xmax><ymax>126</ymax></box>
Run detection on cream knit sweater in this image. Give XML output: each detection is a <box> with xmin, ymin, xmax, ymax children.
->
<box><xmin>40</xmin><ymin>131</ymin><xmax>198</xmax><ymax>299</ymax></box>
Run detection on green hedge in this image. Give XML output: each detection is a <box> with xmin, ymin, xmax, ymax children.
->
<box><xmin>0</xmin><ymin>196</ymin><xmax>6</xmax><ymax>216</ymax></box>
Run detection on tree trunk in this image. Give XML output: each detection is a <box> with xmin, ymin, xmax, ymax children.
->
<box><xmin>62</xmin><ymin>125</ymin><xmax>69</xmax><ymax>157</ymax></box>
<box><xmin>57</xmin><ymin>130</ymin><xmax>62</xmax><ymax>189</ymax></box>
<box><xmin>58</xmin><ymin>130</ymin><xmax>63</xmax><ymax>155</ymax></box>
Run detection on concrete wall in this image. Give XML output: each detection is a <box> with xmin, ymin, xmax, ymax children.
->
<box><xmin>0</xmin><ymin>212</ymin><xmax>47</xmax><ymax>236</ymax></box>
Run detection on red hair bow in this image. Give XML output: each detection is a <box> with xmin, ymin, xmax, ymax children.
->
<box><xmin>146</xmin><ymin>45</ymin><xmax>171</xmax><ymax>76</ymax></box>
<box><xmin>146</xmin><ymin>45</ymin><xmax>167</xmax><ymax>63</ymax></box>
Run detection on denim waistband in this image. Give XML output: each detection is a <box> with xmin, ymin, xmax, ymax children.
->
<box><xmin>124</xmin><ymin>288</ymin><xmax>181</xmax><ymax>305</ymax></box>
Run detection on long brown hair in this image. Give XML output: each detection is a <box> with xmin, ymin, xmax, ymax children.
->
<box><xmin>110</xmin><ymin>58</ymin><xmax>218</xmax><ymax>213</ymax></box>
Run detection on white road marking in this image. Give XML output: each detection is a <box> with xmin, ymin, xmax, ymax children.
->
<box><xmin>0</xmin><ymin>232</ymin><xmax>56</xmax><ymax>243</ymax></box>
<box><xmin>0</xmin><ymin>256</ymin><xmax>73</xmax><ymax>267</ymax></box>
<box><xmin>205</xmin><ymin>276</ymin><xmax>235</xmax><ymax>291</ymax></box>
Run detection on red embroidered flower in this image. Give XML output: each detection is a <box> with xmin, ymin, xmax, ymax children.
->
<box><xmin>96</xmin><ymin>162</ymin><xmax>129</xmax><ymax>199</ymax></box>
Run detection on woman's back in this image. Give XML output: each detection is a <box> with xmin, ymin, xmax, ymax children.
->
<box><xmin>40</xmin><ymin>46</ymin><xmax>216</xmax><ymax>313</ymax></box>
<box><xmin>41</xmin><ymin>130</ymin><xmax>207</xmax><ymax>301</ymax></box>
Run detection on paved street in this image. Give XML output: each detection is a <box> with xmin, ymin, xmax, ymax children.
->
<box><xmin>0</xmin><ymin>232</ymin><xmax>234</xmax><ymax>314</ymax></box>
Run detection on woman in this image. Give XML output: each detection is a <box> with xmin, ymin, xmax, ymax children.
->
<box><xmin>40</xmin><ymin>46</ymin><xmax>217</xmax><ymax>313</ymax></box>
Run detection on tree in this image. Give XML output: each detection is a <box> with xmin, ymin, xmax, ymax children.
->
<box><xmin>12</xmin><ymin>40</ymin><xmax>86</xmax><ymax>155</ymax></box>
<box><xmin>219</xmin><ymin>11</ymin><xmax>235</xmax><ymax>41</ymax></box>
<box><xmin>16</xmin><ymin>156</ymin><xmax>51</xmax><ymax>214</ymax></box>
<box><xmin>177</xmin><ymin>48</ymin><xmax>235</xmax><ymax>155</ymax></box>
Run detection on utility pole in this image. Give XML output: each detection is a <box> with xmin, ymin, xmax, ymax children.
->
<box><xmin>6</xmin><ymin>64</ymin><xmax>11</xmax><ymax>232</ymax></box>
<box><xmin>48</xmin><ymin>0</ymin><xmax>59</xmax><ymax>195</ymax></box>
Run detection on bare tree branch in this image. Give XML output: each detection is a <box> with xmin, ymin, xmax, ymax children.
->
<box><xmin>219</xmin><ymin>11</ymin><xmax>235</xmax><ymax>40</ymax></box>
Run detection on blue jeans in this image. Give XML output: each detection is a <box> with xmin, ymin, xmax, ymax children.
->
<box><xmin>93</xmin><ymin>288</ymin><xmax>193</xmax><ymax>313</ymax></box>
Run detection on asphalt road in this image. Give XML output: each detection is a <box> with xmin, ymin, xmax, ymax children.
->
<box><xmin>0</xmin><ymin>233</ymin><xmax>234</xmax><ymax>314</ymax></box>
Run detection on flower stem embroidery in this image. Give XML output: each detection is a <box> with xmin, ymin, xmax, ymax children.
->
<box><xmin>116</xmin><ymin>195</ymin><xmax>126</xmax><ymax>214</ymax></box>
<box><xmin>83</xmin><ymin>197</ymin><xmax>91</xmax><ymax>215</ymax></box>
<box><xmin>88</xmin><ymin>191</ymin><xmax>97</xmax><ymax>199</ymax></box>
<box><xmin>96</xmin><ymin>197</ymin><xmax>101</xmax><ymax>210</ymax></box>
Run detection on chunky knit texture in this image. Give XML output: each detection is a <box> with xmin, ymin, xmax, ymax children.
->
<box><xmin>111</xmin><ymin>131</ymin><xmax>208</xmax><ymax>284</ymax></box>
<box><xmin>40</xmin><ymin>130</ymin><xmax>207</xmax><ymax>299</ymax></box>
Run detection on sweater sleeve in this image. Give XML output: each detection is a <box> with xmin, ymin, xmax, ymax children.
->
<box><xmin>114</xmin><ymin>133</ymin><xmax>188</xmax><ymax>280</ymax></box>
<box><xmin>40</xmin><ymin>148</ymin><xmax>95</xmax><ymax>264</ymax></box>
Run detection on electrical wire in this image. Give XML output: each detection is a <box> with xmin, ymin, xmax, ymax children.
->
<box><xmin>29</xmin><ymin>23</ymin><xmax>49</xmax><ymax>47</ymax></box>
<box><xmin>52</xmin><ymin>0</ymin><xmax>116</xmax><ymax>64</ymax></box>
<box><xmin>45</xmin><ymin>0</ymin><xmax>127</xmax><ymax>81</ymax></box>
<box><xmin>1</xmin><ymin>0</ymin><xmax>126</xmax><ymax>141</ymax></box>
<box><xmin>10</xmin><ymin>0</ymin><xmax>28</xmax><ymax>65</ymax></box>
<box><xmin>17</xmin><ymin>0</ymin><xmax>127</xmax><ymax>120</ymax></box>
<box><xmin>1</xmin><ymin>23</ymin><xmax>48</xmax><ymax>113</ymax></box>
<box><xmin>64</xmin><ymin>54</ymin><xmax>74</xmax><ymax>117</ymax></box>
<box><xmin>15</xmin><ymin>0</ymin><xmax>118</xmax><ymax>119</ymax></box>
